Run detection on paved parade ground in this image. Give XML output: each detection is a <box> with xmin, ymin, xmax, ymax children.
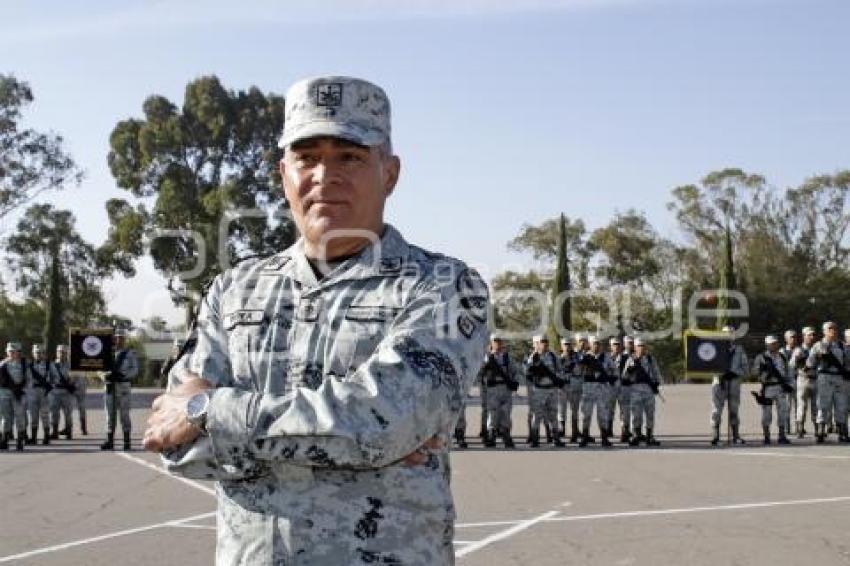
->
<box><xmin>1</xmin><ymin>384</ymin><xmax>848</xmax><ymax>565</ymax></box>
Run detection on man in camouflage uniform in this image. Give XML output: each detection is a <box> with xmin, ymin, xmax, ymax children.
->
<box><xmin>143</xmin><ymin>76</ymin><xmax>490</xmax><ymax>565</ymax></box>
<box><xmin>578</xmin><ymin>335</ymin><xmax>615</xmax><ymax>447</ymax></box>
<box><xmin>608</xmin><ymin>336</ymin><xmax>633</xmax><ymax>443</ymax></box>
<box><xmin>780</xmin><ymin>330</ymin><xmax>797</xmax><ymax>435</ymax></box>
<box><xmin>27</xmin><ymin>344</ymin><xmax>52</xmax><ymax>445</ymax></box>
<box><xmin>790</xmin><ymin>326</ymin><xmax>817</xmax><ymax>438</ymax></box>
<box><xmin>752</xmin><ymin>335</ymin><xmax>793</xmax><ymax>445</ymax></box>
<box><xmin>711</xmin><ymin>325</ymin><xmax>749</xmax><ymax>446</ymax></box>
<box><xmin>0</xmin><ymin>342</ymin><xmax>29</xmax><ymax>451</ymax></box>
<box><xmin>525</xmin><ymin>335</ymin><xmax>564</xmax><ymax>448</ymax></box>
<box><xmin>72</xmin><ymin>360</ymin><xmax>88</xmax><ymax>436</ymax></box>
<box><xmin>48</xmin><ymin>345</ymin><xmax>75</xmax><ymax>440</ymax></box>
<box><xmin>479</xmin><ymin>335</ymin><xmax>518</xmax><ymax>448</ymax></box>
<box><xmin>558</xmin><ymin>336</ymin><xmax>582</xmax><ymax>443</ymax></box>
<box><xmin>806</xmin><ymin>321</ymin><xmax>850</xmax><ymax>443</ymax></box>
<box><xmin>623</xmin><ymin>337</ymin><xmax>661</xmax><ymax>446</ymax></box>
<box><xmin>100</xmin><ymin>329</ymin><xmax>138</xmax><ymax>450</ymax></box>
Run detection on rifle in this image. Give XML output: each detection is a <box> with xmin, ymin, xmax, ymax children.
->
<box><xmin>483</xmin><ymin>354</ymin><xmax>519</xmax><ymax>391</ymax></box>
<box><xmin>0</xmin><ymin>362</ymin><xmax>26</xmax><ymax>400</ymax></box>
<box><xmin>627</xmin><ymin>355</ymin><xmax>661</xmax><ymax>395</ymax></box>
<box><xmin>30</xmin><ymin>362</ymin><xmax>53</xmax><ymax>392</ymax></box>
<box><xmin>528</xmin><ymin>353</ymin><xmax>566</xmax><ymax>388</ymax></box>
<box><xmin>580</xmin><ymin>353</ymin><xmax>616</xmax><ymax>385</ymax></box>
<box><xmin>54</xmin><ymin>363</ymin><xmax>76</xmax><ymax>394</ymax></box>
<box><xmin>821</xmin><ymin>348</ymin><xmax>850</xmax><ymax>380</ymax></box>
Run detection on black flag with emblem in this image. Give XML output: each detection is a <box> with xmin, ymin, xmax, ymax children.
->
<box><xmin>685</xmin><ymin>332</ymin><xmax>732</xmax><ymax>375</ymax></box>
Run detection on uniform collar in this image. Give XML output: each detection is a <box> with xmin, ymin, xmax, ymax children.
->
<box><xmin>269</xmin><ymin>224</ymin><xmax>411</xmax><ymax>288</ymax></box>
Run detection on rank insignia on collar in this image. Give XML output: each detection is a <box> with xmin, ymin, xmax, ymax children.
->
<box><xmin>379</xmin><ymin>257</ymin><xmax>403</xmax><ymax>274</ymax></box>
<box><xmin>263</xmin><ymin>255</ymin><xmax>291</xmax><ymax>271</ymax></box>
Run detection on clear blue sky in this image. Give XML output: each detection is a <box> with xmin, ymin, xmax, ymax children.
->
<box><xmin>2</xmin><ymin>0</ymin><xmax>848</xmax><ymax>325</ymax></box>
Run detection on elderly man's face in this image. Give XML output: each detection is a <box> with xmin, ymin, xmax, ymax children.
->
<box><xmin>281</xmin><ymin>137</ymin><xmax>400</xmax><ymax>255</ymax></box>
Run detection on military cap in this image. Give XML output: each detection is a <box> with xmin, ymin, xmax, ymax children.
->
<box><xmin>764</xmin><ymin>335</ymin><xmax>779</xmax><ymax>345</ymax></box>
<box><xmin>31</xmin><ymin>344</ymin><xmax>42</xmax><ymax>353</ymax></box>
<box><xmin>633</xmin><ymin>337</ymin><xmax>646</xmax><ymax>347</ymax></box>
<box><xmin>609</xmin><ymin>337</ymin><xmax>621</xmax><ymax>345</ymax></box>
<box><xmin>823</xmin><ymin>321</ymin><xmax>837</xmax><ymax>331</ymax></box>
<box><xmin>784</xmin><ymin>329</ymin><xmax>797</xmax><ymax>339</ymax></box>
<box><xmin>802</xmin><ymin>326</ymin><xmax>816</xmax><ymax>335</ymax></box>
<box><xmin>56</xmin><ymin>345</ymin><xmax>67</xmax><ymax>352</ymax></box>
<box><xmin>6</xmin><ymin>341</ymin><xmax>22</xmax><ymax>352</ymax></box>
<box><xmin>278</xmin><ymin>76</ymin><xmax>391</xmax><ymax>149</ymax></box>
<box><xmin>623</xmin><ymin>335</ymin><xmax>635</xmax><ymax>344</ymax></box>
<box><xmin>588</xmin><ymin>335</ymin><xmax>599</xmax><ymax>344</ymax></box>
<box><xmin>574</xmin><ymin>333</ymin><xmax>586</xmax><ymax>342</ymax></box>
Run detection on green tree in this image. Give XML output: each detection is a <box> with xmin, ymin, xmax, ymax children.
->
<box><xmin>588</xmin><ymin>210</ymin><xmax>659</xmax><ymax>288</ymax></box>
<box><xmin>43</xmin><ymin>245</ymin><xmax>64</xmax><ymax>355</ymax></box>
<box><xmin>549</xmin><ymin>213</ymin><xmax>571</xmax><ymax>341</ymax></box>
<box><xmin>106</xmin><ymin>75</ymin><xmax>296</xmax><ymax>324</ymax></box>
<box><xmin>0</xmin><ymin>74</ymin><xmax>82</xmax><ymax>221</ymax></box>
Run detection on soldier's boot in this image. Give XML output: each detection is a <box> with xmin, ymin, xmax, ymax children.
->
<box><xmin>570</xmin><ymin>419</ymin><xmax>579</xmax><ymax>443</ymax></box>
<box><xmin>796</xmin><ymin>421</ymin><xmax>805</xmax><ymax>439</ymax></box>
<box><xmin>42</xmin><ymin>429</ymin><xmax>50</xmax><ymax>445</ymax></box>
<box><xmin>601</xmin><ymin>428</ymin><xmax>613</xmax><ymax>448</ymax></box>
<box><xmin>81</xmin><ymin>418</ymin><xmax>88</xmax><ymax>436</ymax></box>
<box><xmin>778</xmin><ymin>427</ymin><xmax>791</xmax><ymax>445</ymax></box>
<box><xmin>732</xmin><ymin>424</ymin><xmax>746</xmax><ymax>444</ymax></box>
<box><xmin>100</xmin><ymin>433</ymin><xmax>115</xmax><ymax>450</ymax></box>
<box><xmin>544</xmin><ymin>422</ymin><xmax>552</xmax><ymax>444</ymax></box>
<box><xmin>629</xmin><ymin>430</ymin><xmax>642</xmax><ymax>447</ymax></box>
<box><xmin>816</xmin><ymin>424</ymin><xmax>826</xmax><ymax>444</ymax></box>
<box><xmin>16</xmin><ymin>433</ymin><xmax>24</xmax><ymax>451</ymax></box>
<box><xmin>553</xmin><ymin>428</ymin><xmax>565</xmax><ymax>447</ymax></box>
<box><xmin>530</xmin><ymin>430</ymin><xmax>540</xmax><ymax>448</ymax></box>
<box><xmin>482</xmin><ymin>429</ymin><xmax>496</xmax><ymax>448</ymax></box>
<box><xmin>579</xmin><ymin>426</ymin><xmax>590</xmax><ymax>448</ymax></box>
<box><xmin>64</xmin><ymin>427</ymin><xmax>73</xmax><ymax>440</ymax></box>
<box><xmin>478</xmin><ymin>423</ymin><xmax>487</xmax><ymax>439</ymax></box>
<box><xmin>838</xmin><ymin>424</ymin><xmax>850</xmax><ymax>443</ymax></box>
<box><xmin>646</xmin><ymin>428</ymin><xmax>661</xmax><ymax>446</ymax></box>
<box><xmin>762</xmin><ymin>425</ymin><xmax>771</xmax><ymax>445</ymax></box>
<box><xmin>827</xmin><ymin>422</ymin><xmax>835</xmax><ymax>435</ymax></box>
<box><xmin>503</xmin><ymin>431</ymin><xmax>515</xmax><ymax>449</ymax></box>
<box><xmin>26</xmin><ymin>426</ymin><xmax>37</xmax><ymax>445</ymax></box>
<box><xmin>0</xmin><ymin>433</ymin><xmax>7</xmax><ymax>450</ymax></box>
<box><xmin>123</xmin><ymin>430</ymin><xmax>131</xmax><ymax>451</ymax></box>
<box><xmin>620</xmin><ymin>426</ymin><xmax>631</xmax><ymax>444</ymax></box>
<box><xmin>50</xmin><ymin>427</ymin><xmax>59</xmax><ymax>440</ymax></box>
<box><xmin>710</xmin><ymin>426</ymin><xmax>720</xmax><ymax>446</ymax></box>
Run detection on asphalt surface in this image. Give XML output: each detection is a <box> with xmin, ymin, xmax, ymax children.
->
<box><xmin>1</xmin><ymin>385</ymin><xmax>848</xmax><ymax>565</ymax></box>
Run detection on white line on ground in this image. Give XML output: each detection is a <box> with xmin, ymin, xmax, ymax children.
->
<box><xmin>545</xmin><ymin>494</ymin><xmax>850</xmax><ymax>524</ymax></box>
<box><xmin>634</xmin><ymin>448</ymin><xmax>850</xmax><ymax>461</ymax></box>
<box><xmin>116</xmin><ymin>451</ymin><xmax>217</xmax><ymax>496</ymax></box>
<box><xmin>168</xmin><ymin>524</ymin><xmax>217</xmax><ymax>531</ymax></box>
<box><xmin>0</xmin><ymin>512</ymin><xmax>215</xmax><ymax>563</ymax></box>
<box><xmin>456</xmin><ymin>494</ymin><xmax>850</xmax><ymax>530</ymax></box>
<box><xmin>455</xmin><ymin>510</ymin><xmax>560</xmax><ymax>558</ymax></box>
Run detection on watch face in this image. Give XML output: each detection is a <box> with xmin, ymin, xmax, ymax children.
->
<box><xmin>187</xmin><ymin>393</ymin><xmax>208</xmax><ymax>418</ymax></box>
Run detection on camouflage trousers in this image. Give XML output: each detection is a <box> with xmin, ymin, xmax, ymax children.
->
<box><xmin>607</xmin><ymin>383</ymin><xmax>632</xmax><ymax>431</ymax></box>
<box><xmin>49</xmin><ymin>390</ymin><xmax>74</xmax><ymax>432</ymax></box>
<box><xmin>580</xmin><ymin>382</ymin><xmax>611</xmax><ymax>432</ymax></box>
<box><xmin>761</xmin><ymin>384</ymin><xmax>790</xmax><ymax>429</ymax></box>
<box><xmin>485</xmin><ymin>384</ymin><xmax>513</xmax><ymax>435</ymax></box>
<box><xmin>454</xmin><ymin>400</ymin><xmax>467</xmax><ymax>436</ymax></box>
<box><xmin>840</xmin><ymin>378</ymin><xmax>850</xmax><ymax>427</ymax></box>
<box><xmin>796</xmin><ymin>376</ymin><xmax>817</xmax><ymax>427</ymax></box>
<box><xmin>558</xmin><ymin>379</ymin><xmax>583</xmax><ymax>431</ymax></box>
<box><xmin>479</xmin><ymin>385</ymin><xmax>489</xmax><ymax>433</ymax></box>
<box><xmin>0</xmin><ymin>390</ymin><xmax>26</xmax><ymax>435</ymax></box>
<box><xmin>73</xmin><ymin>379</ymin><xmax>88</xmax><ymax>432</ymax></box>
<box><xmin>710</xmin><ymin>378</ymin><xmax>742</xmax><ymax>428</ymax></box>
<box><xmin>104</xmin><ymin>382</ymin><xmax>132</xmax><ymax>433</ymax></box>
<box><xmin>816</xmin><ymin>374</ymin><xmax>847</xmax><ymax>426</ymax></box>
<box><xmin>26</xmin><ymin>387</ymin><xmax>51</xmax><ymax>434</ymax></box>
<box><xmin>529</xmin><ymin>387</ymin><xmax>560</xmax><ymax>437</ymax></box>
<box><xmin>630</xmin><ymin>384</ymin><xmax>656</xmax><ymax>431</ymax></box>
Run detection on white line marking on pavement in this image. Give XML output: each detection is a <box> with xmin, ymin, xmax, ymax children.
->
<box><xmin>455</xmin><ymin>510</ymin><xmax>560</xmax><ymax>558</ymax></box>
<box><xmin>116</xmin><ymin>451</ymin><xmax>217</xmax><ymax>496</ymax></box>
<box><xmin>0</xmin><ymin>512</ymin><xmax>215</xmax><ymax>563</ymax></box>
<box><xmin>168</xmin><ymin>524</ymin><xmax>217</xmax><ymax>531</ymax></box>
<box><xmin>630</xmin><ymin>448</ymin><xmax>850</xmax><ymax>460</ymax></box>
<box><xmin>545</xmin><ymin>495</ymin><xmax>850</xmax><ymax>524</ymax></box>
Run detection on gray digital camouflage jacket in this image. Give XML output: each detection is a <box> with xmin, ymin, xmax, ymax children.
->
<box><xmin>162</xmin><ymin>224</ymin><xmax>489</xmax><ymax>565</ymax></box>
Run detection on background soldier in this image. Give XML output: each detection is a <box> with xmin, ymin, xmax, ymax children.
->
<box><xmin>609</xmin><ymin>336</ymin><xmax>632</xmax><ymax>443</ymax></box>
<box><xmin>27</xmin><ymin>344</ymin><xmax>52</xmax><ymax>445</ymax></box>
<box><xmin>780</xmin><ymin>330</ymin><xmax>798</xmax><ymax>435</ymax></box>
<box><xmin>791</xmin><ymin>327</ymin><xmax>818</xmax><ymax>438</ymax></box>
<box><xmin>578</xmin><ymin>335</ymin><xmax>616</xmax><ymax>447</ymax></box>
<box><xmin>72</xmin><ymin>363</ymin><xmax>88</xmax><ymax>436</ymax></box>
<box><xmin>711</xmin><ymin>325</ymin><xmax>749</xmax><ymax>445</ymax></box>
<box><xmin>48</xmin><ymin>345</ymin><xmax>75</xmax><ymax>440</ymax></box>
<box><xmin>623</xmin><ymin>337</ymin><xmax>662</xmax><ymax>446</ymax></box>
<box><xmin>559</xmin><ymin>336</ymin><xmax>582</xmax><ymax>443</ymax></box>
<box><xmin>0</xmin><ymin>342</ymin><xmax>29</xmax><ymax>451</ymax></box>
<box><xmin>100</xmin><ymin>329</ymin><xmax>138</xmax><ymax>450</ymax></box>
<box><xmin>525</xmin><ymin>335</ymin><xmax>564</xmax><ymax>447</ymax></box>
<box><xmin>807</xmin><ymin>321</ymin><xmax>849</xmax><ymax>443</ymax></box>
<box><xmin>479</xmin><ymin>335</ymin><xmax>519</xmax><ymax>448</ymax></box>
<box><xmin>752</xmin><ymin>335</ymin><xmax>793</xmax><ymax>444</ymax></box>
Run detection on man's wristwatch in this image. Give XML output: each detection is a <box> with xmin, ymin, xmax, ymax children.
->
<box><xmin>186</xmin><ymin>391</ymin><xmax>211</xmax><ymax>433</ymax></box>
